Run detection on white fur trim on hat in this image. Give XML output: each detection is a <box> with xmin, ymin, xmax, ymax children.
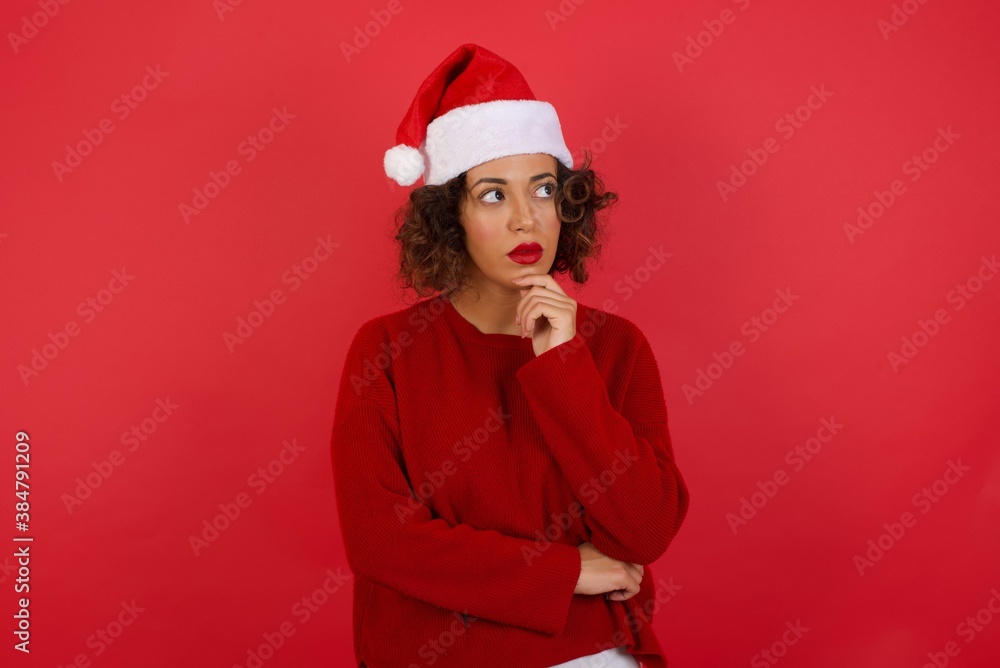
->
<box><xmin>384</xmin><ymin>144</ymin><xmax>426</xmax><ymax>186</ymax></box>
<box><xmin>423</xmin><ymin>99</ymin><xmax>573</xmax><ymax>185</ymax></box>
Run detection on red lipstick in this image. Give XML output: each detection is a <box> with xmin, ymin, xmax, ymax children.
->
<box><xmin>507</xmin><ymin>242</ymin><xmax>543</xmax><ymax>265</ymax></box>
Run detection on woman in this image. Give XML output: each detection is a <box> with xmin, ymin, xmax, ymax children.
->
<box><xmin>331</xmin><ymin>43</ymin><xmax>689</xmax><ymax>668</ymax></box>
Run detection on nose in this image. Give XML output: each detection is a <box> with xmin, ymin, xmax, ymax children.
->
<box><xmin>509</xmin><ymin>193</ymin><xmax>535</xmax><ymax>230</ymax></box>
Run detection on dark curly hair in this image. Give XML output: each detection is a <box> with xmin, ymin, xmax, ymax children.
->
<box><xmin>389</xmin><ymin>150</ymin><xmax>618</xmax><ymax>304</ymax></box>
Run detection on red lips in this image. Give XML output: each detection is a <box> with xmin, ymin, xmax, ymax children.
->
<box><xmin>508</xmin><ymin>242</ymin><xmax>543</xmax><ymax>265</ymax></box>
<box><xmin>508</xmin><ymin>242</ymin><xmax>542</xmax><ymax>255</ymax></box>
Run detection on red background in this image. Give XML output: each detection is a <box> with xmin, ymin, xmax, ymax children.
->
<box><xmin>2</xmin><ymin>0</ymin><xmax>999</xmax><ymax>666</ymax></box>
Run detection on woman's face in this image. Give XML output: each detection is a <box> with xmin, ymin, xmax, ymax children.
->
<box><xmin>458</xmin><ymin>152</ymin><xmax>561</xmax><ymax>296</ymax></box>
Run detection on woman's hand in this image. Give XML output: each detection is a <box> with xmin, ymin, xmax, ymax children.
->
<box><xmin>511</xmin><ymin>274</ymin><xmax>577</xmax><ymax>356</ymax></box>
<box><xmin>574</xmin><ymin>541</ymin><xmax>645</xmax><ymax>602</ymax></box>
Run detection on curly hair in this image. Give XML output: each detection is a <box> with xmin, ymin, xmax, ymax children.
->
<box><xmin>389</xmin><ymin>150</ymin><xmax>618</xmax><ymax>304</ymax></box>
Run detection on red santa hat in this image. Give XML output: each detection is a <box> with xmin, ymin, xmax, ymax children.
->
<box><xmin>383</xmin><ymin>43</ymin><xmax>574</xmax><ymax>187</ymax></box>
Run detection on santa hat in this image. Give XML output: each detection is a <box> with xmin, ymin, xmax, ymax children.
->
<box><xmin>383</xmin><ymin>43</ymin><xmax>574</xmax><ymax>187</ymax></box>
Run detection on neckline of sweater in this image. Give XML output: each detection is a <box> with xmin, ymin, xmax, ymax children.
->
<box><xmin>437</xmin><ymin>295</ymin><xmax>539</xmax><ymax>350</ymax></box>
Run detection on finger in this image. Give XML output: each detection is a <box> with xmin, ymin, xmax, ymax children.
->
<box><xmin>621</xmin><ymin>565</ymin><xmax>643</xmax><ymax>597</ymax></box>
<box><xmin>623</xmin><ymin>563</ymin><xmax>644</xmax><ymax>583</ymax></box>
<box><xmin>606</xmin><ymin>575</ymin><xmax>642</xmax><ymax>602</ymax></box>
<box><xmin>606</xmin><ymin>563</ymin><xmax>642</xmax><ymax>599</ymax></box>
<box><xmin>622</xmin><ymin>575</ymin><xmax>642</xmax><ymax>600</ymax></box>
<box><xmin>516</xmin><ymin>290</ymin><xmax>571</xmax><ymax>329</ymax></box>
<box><xmin>512</xmin><ymin>273</ymin><xmax>567</xmax><ymax>296</ymax></box>
<box><xmin>521</xmin><ymin>297</ymin><xmax>573</xmax><ymax>335</ymax></box>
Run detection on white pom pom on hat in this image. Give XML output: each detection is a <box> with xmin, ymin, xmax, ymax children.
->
<box><xmin>383</xmin><ymin>43</ymin><xmax>574</xmax><ymax>187</ymax></box>
<box><xmin>383</xmin><ymin>144</ymin><xmax>426</xmax><ymax>186</ymax></box>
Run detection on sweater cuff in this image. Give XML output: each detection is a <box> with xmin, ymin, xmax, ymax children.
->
<box><xmin>530</xmin><ymin>540</ymin><xmax>583</xmax><ymax>635</ymax></box>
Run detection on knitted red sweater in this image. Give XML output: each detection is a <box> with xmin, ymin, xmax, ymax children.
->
<box><xmin>331</xmin><ymin>295</ymin><xmax>689</xmax><ymax>668</ymax></box>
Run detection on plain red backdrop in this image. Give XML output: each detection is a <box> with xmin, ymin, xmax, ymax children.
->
<box><xmin>2</xmin><ymin>0</ymin><xmax>999</xmax><ymax>666</ymax></box>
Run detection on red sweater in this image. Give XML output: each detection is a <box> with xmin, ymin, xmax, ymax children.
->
<box><xmin>330</xmin><ymin>295</ymin><xmax>689</xmax><ymax>668</ymax></box>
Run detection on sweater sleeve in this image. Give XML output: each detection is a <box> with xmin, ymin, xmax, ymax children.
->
<box><xmin>330</xmin><ymin>327</ymin><xmax>583</xmax><ymax>635</ymax></box>
<box><xmin>515</xmin><ymin>328</ymin><xmax>690</xmax><ymax>566</ymax></box>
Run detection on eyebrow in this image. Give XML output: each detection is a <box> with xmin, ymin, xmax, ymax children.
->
<box><xmin>469</xmin><ymin>172</ymin><xmax>556</xmax><ymax>190</ymax></box>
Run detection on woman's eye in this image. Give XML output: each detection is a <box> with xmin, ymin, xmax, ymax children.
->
<box><xmin>481</xmin><ymin>189</ymin><xmax>502</xmax><ymax>203</ymax></box>
<box><xmin>535</xmin><ymin>182</ymin><xmax>556</xmax><ymax>198</ymax></box>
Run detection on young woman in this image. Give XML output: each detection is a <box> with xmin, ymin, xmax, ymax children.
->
<box><xmin>331</xmin><ymin>43</ymin><xmax>689</xmax><ymax>668</ymax></box>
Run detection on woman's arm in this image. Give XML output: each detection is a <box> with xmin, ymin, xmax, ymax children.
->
<box><xmin>515</xmin><ymin>328</ymin><xmax>690</xmax><ymax>566</ymax></box>
<box><xmin>332</xmin><ymin>393</ymin><xmax>583</xmax><ymax>636</ymax></box>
